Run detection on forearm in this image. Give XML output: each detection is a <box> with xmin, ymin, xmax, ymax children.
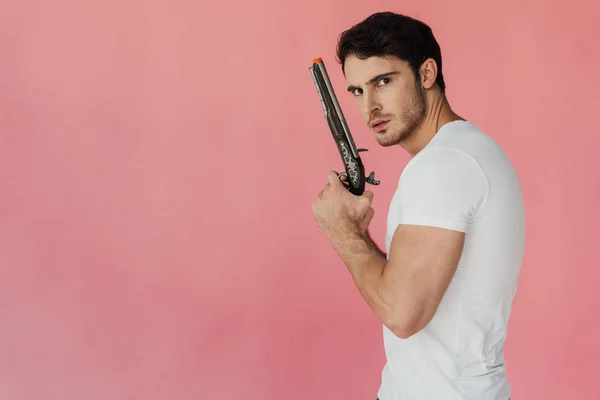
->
<box><xmin>330</xmin><ymin>225</ymin><xmax>393</xmax><ymax>325</ymax></box>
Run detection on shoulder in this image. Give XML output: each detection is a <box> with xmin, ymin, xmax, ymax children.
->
<box><xmin>394</xmin><ymin>146</ymin><xmax>490</xmax><ymax>233</ymax></box>
<box><xmin>400</xmin><ymin>145</ymin><xmax>488</xmax><ymax>192</ymax></box>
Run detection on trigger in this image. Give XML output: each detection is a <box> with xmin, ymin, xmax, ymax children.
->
<box><xmin>337</xmin><ymin>172</ymin><xmax>350</xmax><ymax>186</ymax></box>
<box><xmin>357</xmin><ymin>148</ymin><xmax>368</xmax><ymax>153</ymax></box>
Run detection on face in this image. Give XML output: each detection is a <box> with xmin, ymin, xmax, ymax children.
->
<box><xmin>343</xmin><ymin>54</ymin><xmax>426</xmax><ymax>147</ymax></box>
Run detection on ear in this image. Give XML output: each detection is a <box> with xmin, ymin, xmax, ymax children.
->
<box><xmin>419</xmin><ymin>58</ymin><xmax>438</xmax><ymax>90</ymax></box>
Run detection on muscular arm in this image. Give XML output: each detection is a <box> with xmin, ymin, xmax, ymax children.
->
<box><xmin>329</xmin><ymin>228</ymin><xmax>388</xmax><ymax>324</ymax></box>
<box><xmin>331</xmin><ymin>223</ymin><xmax>464</xmax><ymax>339</ymax></box>
<box><xmin>331</xmin><ymin>147</ymin><xmax>487</xmax><ymax>339</ymax></box>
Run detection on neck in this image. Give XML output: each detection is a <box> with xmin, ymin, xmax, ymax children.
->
<box><xmin>400</xmin><ymin>92</ymin><xmax>464</xmax><ymax>157</ymax></box>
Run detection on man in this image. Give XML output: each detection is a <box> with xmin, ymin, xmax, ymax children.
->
<box><xmin>311</xmin><ymin>12</ymin><xmax>525</xmax><ymax>400</ymax></box>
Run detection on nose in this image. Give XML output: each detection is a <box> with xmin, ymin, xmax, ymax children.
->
<box><xmin>363</xmin><ymin>91</ymin><xmax>381</xmax><ymax>117</ymax></box>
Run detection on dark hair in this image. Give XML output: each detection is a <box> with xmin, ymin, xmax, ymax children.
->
<box><xmin>336</xmin><ymin>12</ymin><xmax>446</xmax><ymax>93</ymax></box>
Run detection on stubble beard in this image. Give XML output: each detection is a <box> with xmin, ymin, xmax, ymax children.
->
<box><xmin>375</xmin><ymin>83</ymin><xmax>427</xmax><ymax>147</ymax></box>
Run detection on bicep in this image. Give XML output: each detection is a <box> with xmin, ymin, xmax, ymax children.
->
<box><xmin>379</xmin><ymin>148</ymin><xmax>487</xmax><ymax>337</ymax></box>
<box><xmin>381</xmin><ymin>223</ymin><xmax>465</xmax><ymax>336</ymax></box>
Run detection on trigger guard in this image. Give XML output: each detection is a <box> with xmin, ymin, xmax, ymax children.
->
<box><xmin>337</xmin><ymin>172</ymin><xmax>350</xmax><ymax>187</ymax></box>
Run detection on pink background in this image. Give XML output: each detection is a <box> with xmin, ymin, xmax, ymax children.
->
<box><xmin>1</xmin><ymin>0</ymin><xmax>598</xmax><ymax>399</ymax></box>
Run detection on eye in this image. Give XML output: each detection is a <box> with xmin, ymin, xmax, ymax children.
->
<box><xmin>378</xmin><ymin>77</ymin><xmax>391</xmax><ymax>86</ymax></box>
<box><xmin>352</xmin><ymin>88</ymin><xmax>363</xmax><ymax>96</ymax></box>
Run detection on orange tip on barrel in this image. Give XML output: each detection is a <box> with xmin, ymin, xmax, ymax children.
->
<box><xmin>313</xmin><ymin>57</ymin><xmax>322</xmax><ymax>63</ymax></box>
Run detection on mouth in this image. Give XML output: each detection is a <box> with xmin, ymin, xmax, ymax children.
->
<box><xmin>371</xmin><ymin>120</ymin><xmax>389</xmax><ymax>132</ymax></box>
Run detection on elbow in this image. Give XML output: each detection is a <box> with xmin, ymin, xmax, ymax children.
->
<box><xmin>385</xmin><ymin>304</ymin><xmax>429</xmax><ymax>339</ymax></box>
<box><xmin>388</xmin><ymin>321</ymin><xmax>421</xmax><ymax>339</ymax></box>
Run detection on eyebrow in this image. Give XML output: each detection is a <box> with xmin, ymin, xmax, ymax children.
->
<box><xmin>347</xmin><ymin>71</ymin><xmax>399</xmax><ymax>93</ymax></box>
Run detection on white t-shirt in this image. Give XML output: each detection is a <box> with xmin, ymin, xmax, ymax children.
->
<box><xmin>378</xmin><ymin>120</ymin><xmax>525</xmax><ymax>400</ymax></box>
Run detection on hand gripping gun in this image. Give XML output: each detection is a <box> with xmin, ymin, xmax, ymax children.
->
<box><xmin>309</xmin><ymin>57</ymin><xmax>380</xmax><ymax>196</ymax></box>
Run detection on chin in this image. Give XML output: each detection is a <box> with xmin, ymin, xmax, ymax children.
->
<box><xmin>374</xmin><ymin>133</ymin><xmax>399</xmax><ymax>147</ymax></box>
<box><xmin>374</xmin><ymin>128</ymin><xmax>408</xmax><ymax>147</ymax></box>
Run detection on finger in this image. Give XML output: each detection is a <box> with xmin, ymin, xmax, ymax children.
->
<box><xmin>358</xmin><ymin>207</ymin><xmax>375</xmax><ymax>232</ymax></box>
<box><xmin>338</xmin><ymin>174</ymin><xmax>350</xmax><ymax>188</ymax></box>
<box><xmin>363</xmin><ymin>207</ymin><xmax>375</xmax><ymax>222</ymax></box>
<box><xmin>361</xmin><ymin>190</ymin><xmax>374</xmax><ymax>204</ymax></box>
<box><xmin>327</xmin><ymin>170</ymin><xmax>344</xmax><ymax>187</ymax></box>
<box><xmin>360</xmin><ymin>207</ymin><xmax>375</xmax><ymax>228</ymax></box>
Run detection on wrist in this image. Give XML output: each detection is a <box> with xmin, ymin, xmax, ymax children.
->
<box><xmin>331</xmin><ymin>224</ymin><xmax>376</xmax><ymax>261</ymax></box>
<box><xmin>328</xmin><ymin>220</ymin><xmax>362</xmax><ymax>248</ymax></box>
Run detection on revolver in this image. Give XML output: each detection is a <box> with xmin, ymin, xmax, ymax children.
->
<box><xmin>309</xmin><ymin>57</ymin><xmax>380</xmax><ymax>196</ymax></box>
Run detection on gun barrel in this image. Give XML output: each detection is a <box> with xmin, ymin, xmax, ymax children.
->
<box><xmin>309</xmin><ymin>58</ymin><xmax>360</xmax><ymax>159</ymax></box>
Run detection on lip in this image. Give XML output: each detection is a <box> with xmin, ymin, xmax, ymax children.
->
<box><xmin>371</xmin><ymin>120</ymin><xmax>389</xmax><ymax>132</ymax></box>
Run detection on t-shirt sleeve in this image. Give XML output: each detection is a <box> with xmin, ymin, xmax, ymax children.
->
<box><xmin>393</xmin><ymin>147</ymin><xmax>489</xmax><ymax>233</ymax></box>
